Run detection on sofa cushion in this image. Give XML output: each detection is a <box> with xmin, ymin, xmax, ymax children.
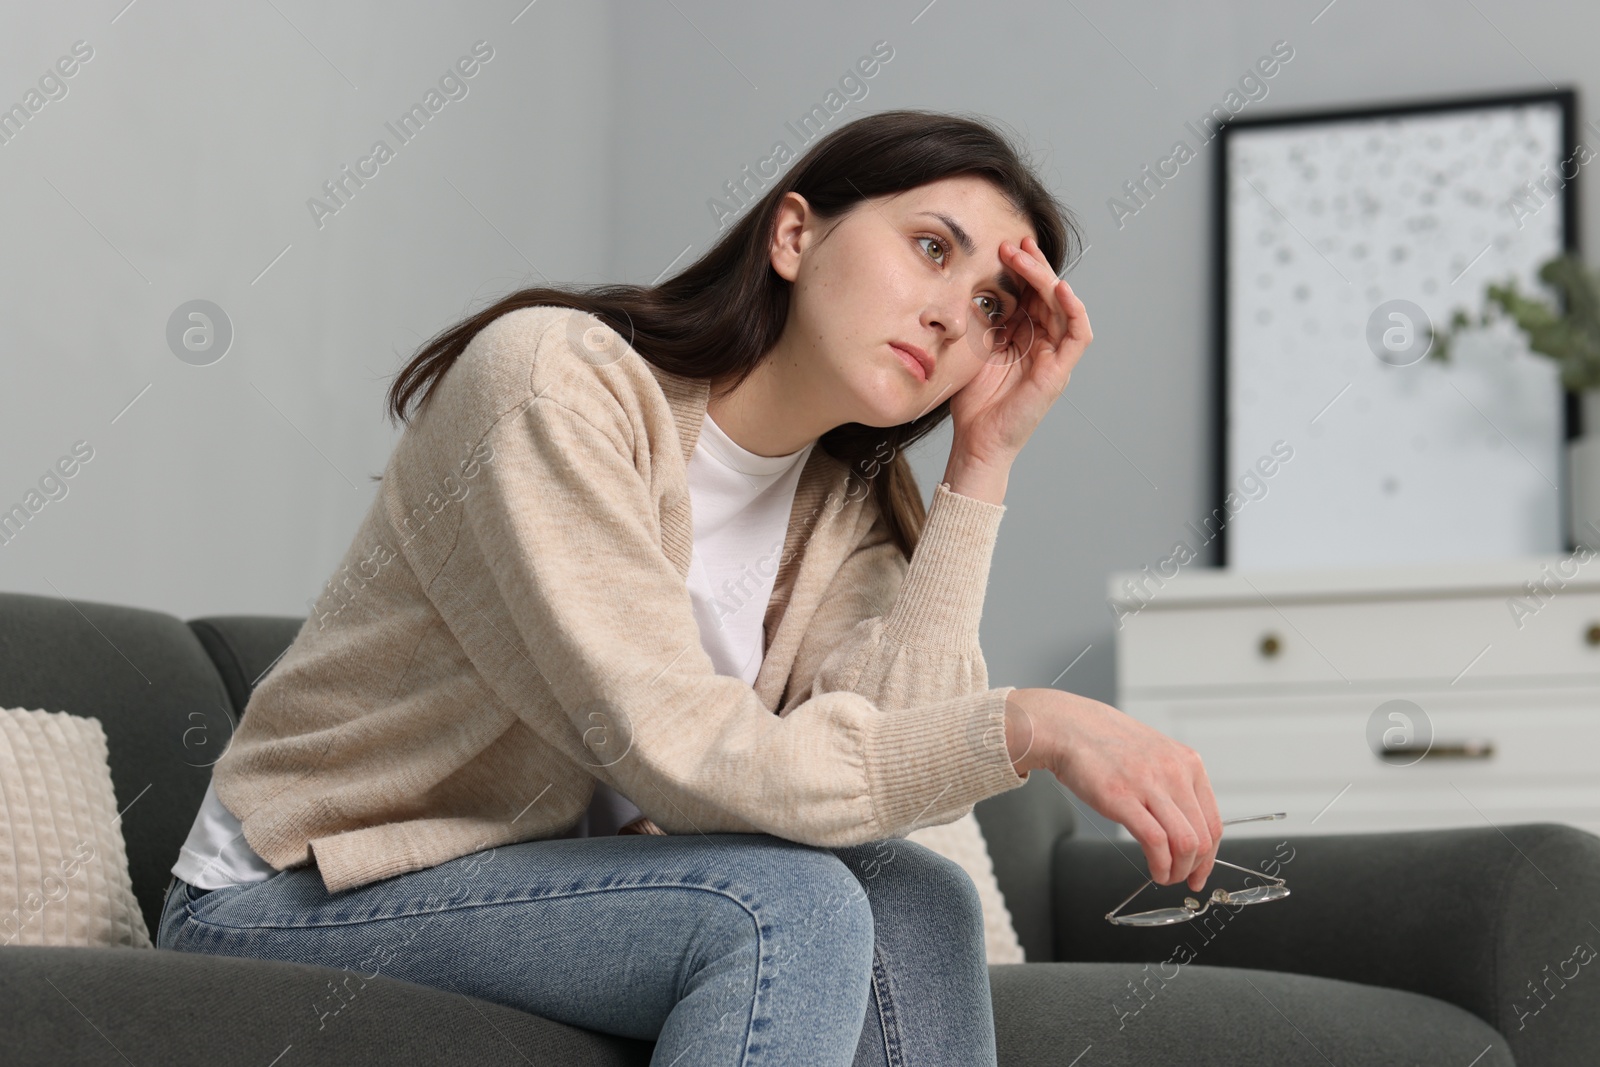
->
<box><xmin>989</xmin><ymin>962</ymin><xmax>1512</xmax><ymax>1066</ymax></box>
<box><xmin>187</xmin><ymin>615</ymin><xmax>307</xmax><ymax>721</ymax></box>
<box><xmin>2</xmin><ymin>944</ymin><xmax>653</xmax><ymax>1065</ymax></box>
<box><xmin>1</xmin><ymin>707</ymin><xmax>150</xmax><ymax>948</ymax></box>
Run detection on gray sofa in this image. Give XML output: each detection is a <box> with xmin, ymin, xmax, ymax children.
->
<box><xmin>2</xmin><ymin>589</ymin><xmax>1596</xmax><ymax>1065</ymax></box>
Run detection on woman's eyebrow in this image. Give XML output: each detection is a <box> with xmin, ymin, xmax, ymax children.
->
<box><xmin>912</xmin><ymin>210</ymin><xmax>1025</xmax><ymax>304</ymax></box>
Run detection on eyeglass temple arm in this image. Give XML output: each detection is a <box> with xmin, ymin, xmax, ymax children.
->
<box><xmin>1210</xmin><ymin>856</ymin><xmax>1287</xmax><ymax>884</ymax></box>
<box><xmin>1223</xmin><ymin>812</ymin><xmax>1287</xmax><ymax>826</ymax></box>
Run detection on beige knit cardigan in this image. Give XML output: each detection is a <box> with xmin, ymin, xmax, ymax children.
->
<box><xmin>212</xmin><ymin>305</ymin><xmax>1028</xmax><ymax>895</ymax></box>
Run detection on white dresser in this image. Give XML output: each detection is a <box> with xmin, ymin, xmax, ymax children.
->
<box><xmin>1107</xmin><ymin>555</ymin><xmax>1600</xmax><ymax>840</ymax></box>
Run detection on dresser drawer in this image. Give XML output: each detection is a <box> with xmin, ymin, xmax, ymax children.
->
<box><xmin>1117</xmin><ymin>591</ymin><xmax>1600</xmax><ymax>693</ymax></box>
<box><xmin>1119</xmin><ymin>687</ymin><xmax>1600</xmax><ymax>838</ymax></box>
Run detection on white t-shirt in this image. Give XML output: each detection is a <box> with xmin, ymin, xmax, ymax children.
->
<box><xmin>173</xmin><ymin>410</ymin><xmax>816</xmax><ymax>890</ymax></box>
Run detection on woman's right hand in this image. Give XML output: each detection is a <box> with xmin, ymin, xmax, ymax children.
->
<box><xmin>1004</xmin><ymin>687</ymin><xmax>1224</xmax><ymax>893</ymax></box>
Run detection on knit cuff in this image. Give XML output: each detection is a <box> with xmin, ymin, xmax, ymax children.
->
<box><xmin>864</xmin><ymin>685</ymin><xmax>1027</xmax><ymax>834</ymax></box>
<box><xmin>881</xmin><ymin>481</ymin><xmax>1006</xmax><ymax>651</ymax></box>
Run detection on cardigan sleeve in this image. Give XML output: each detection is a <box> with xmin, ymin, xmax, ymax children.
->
<box><xmin>779</xmin><ymin>481</ymin><xmax>1006</xmax><ymax>718</ymax></box>
<box><xmin>457</xmin><ymin>389</ymin><xmax>1027</xmax><ymax>848</ymax></box>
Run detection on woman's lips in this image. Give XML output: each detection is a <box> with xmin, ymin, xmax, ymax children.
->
<box><xmin>889</xmin><ymin>343</ymin><xmax>929</xmax><ymax>382</ymax></box>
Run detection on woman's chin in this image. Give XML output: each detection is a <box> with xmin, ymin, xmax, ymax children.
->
<box><xmin>855</xmin><ymin>402</ymin><xmax>922</xmax><ymax>429</ymax></box>
<box><xmin>850</xmin><ymin>376</ymin><xmax>929</xmax><ymax>426</ymax></box>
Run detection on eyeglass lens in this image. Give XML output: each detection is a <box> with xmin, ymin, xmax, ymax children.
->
<box><xmin>1112</xmin><ymin>884</ymin><xmax>1291</xmax><ymax>926</ymax></box>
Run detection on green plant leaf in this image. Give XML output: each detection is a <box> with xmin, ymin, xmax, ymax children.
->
<box><xmin>1427</xmin><ymin>254</ymin><xmax>1600</xmax><ymax>391</ymax></box>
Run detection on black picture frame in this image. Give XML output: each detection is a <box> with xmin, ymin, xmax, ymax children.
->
<box><xmin>1213</xmin><ymin>86</ymin><xmax>1582</xmax><ymax>567</ymax></box>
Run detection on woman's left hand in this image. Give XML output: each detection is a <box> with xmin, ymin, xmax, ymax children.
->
<box><xmin>946</xmin><ymin>236</ymin><xmax>1092</xmax><ymax>465</ymax></box>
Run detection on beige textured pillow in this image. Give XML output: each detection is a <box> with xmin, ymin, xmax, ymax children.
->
<box><xmin>0</xmin><ymin>707</ymin><xmax>152</xmax><ymax>949</ymax></box>
<box><xmin>906</xmin><ymin>811</ymin><xmax>1025</xmax><ymax>964</ymax></box>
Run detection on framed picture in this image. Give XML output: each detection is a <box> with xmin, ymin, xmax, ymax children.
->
<box><xmin>1214</xmin><ymin>87</ymin><xmax>1580</xmax><ymax>570</ymax></box>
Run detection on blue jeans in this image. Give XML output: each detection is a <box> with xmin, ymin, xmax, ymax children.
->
<box><xmin>156</xmin><ymin>832</ymin><xmax>999</xmax><ymax>1066</ymax></box>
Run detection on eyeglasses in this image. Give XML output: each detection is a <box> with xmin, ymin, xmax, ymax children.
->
<box><xmin>1105</xmin><ymin>812</ymin><xmax>1291</xmax><ymax>927</ymax></box>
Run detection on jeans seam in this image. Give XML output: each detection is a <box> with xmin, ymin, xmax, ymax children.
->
<box><xmin>868</xmin><ymin>945</ymin><xmax>905</xmax><ymax>1067</ymax></box>
<box><xmin>180</xmin><ymin>878</ymin><xmax>759</xmax><ymax>930</ymax></box>
<box><xmin>156</xmin><ymin>880</ymin><xmax>175</xmax><ymax>948</ymax></box>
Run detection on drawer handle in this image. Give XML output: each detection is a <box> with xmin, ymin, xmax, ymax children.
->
<box><xmin>1378</xmin><ymin>739</ymin><xmax>1495</xmax><ymax>762</ymax></box>
<box><xmin>1587</xmin><ymin>623</ymin><xmax>1600</xmax><ymax>647</ymax></box>
<box><xmin>1258</xmin><ymin>632</ymin><xmax>1282</xmax><ymax>658</ymax></box>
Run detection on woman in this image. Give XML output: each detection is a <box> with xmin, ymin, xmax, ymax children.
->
<box><xmin>157</xmin><ymin>109</ymin><xmax>1224</xmax><ymax>1065</ymax></box>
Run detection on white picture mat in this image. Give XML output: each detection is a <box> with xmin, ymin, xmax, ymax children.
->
<box><xmin>1225</xmin><ymin>100</ymin><xmax>1568</xmax><ymax>571</ymax></box>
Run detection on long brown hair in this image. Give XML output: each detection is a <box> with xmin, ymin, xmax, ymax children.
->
<box><xmin>383</xmin><ymin>108</ymin><xmax>1082</xmax><ymax>560</ymax></box>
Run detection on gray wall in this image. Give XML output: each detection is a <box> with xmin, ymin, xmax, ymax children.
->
<box><xmin>1</xmin><ymin>0</ymin><xmax>614</xmax><ymax>621</ymax></box>
<box><xmin>4</xmin><ymin>3</ymin><xmax>1597</xmax><ymax>836</ymax></box>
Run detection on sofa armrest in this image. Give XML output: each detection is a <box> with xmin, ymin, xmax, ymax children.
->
<box><xmin>1052</xmin><ymin>822</ymin><xmax>1600</xmax><ymax>1067</ymax></box>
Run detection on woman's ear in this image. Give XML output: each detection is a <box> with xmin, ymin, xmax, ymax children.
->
<box><xmin>767</xmin><ymin>191</ymin><xmax>811</xmax><ymax>283</ymax></box>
